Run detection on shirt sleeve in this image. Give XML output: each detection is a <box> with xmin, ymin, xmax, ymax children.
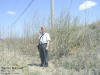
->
<box><xmin>46</xmin><ymin>33</ymin><xmax>51</xmax><ymax>41</ymax></box>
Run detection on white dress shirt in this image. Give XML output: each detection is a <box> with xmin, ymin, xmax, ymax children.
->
<box><xmin>39</xmin><ymin>32</ymin><xmax>51</xmax><ymax>44</ymax></box>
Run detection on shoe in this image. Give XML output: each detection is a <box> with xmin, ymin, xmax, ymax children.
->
<box><xmin>40</xmin><ymin>64</ymin><xmax>43</xmax><ymax>67</ymax></box>
<box><xmin>44</xmin><ymin>64</ymin><xmax>48</xmax><ymax>67</ymax></box>
<box><xmin>44</xmin><ymin>65</ymin><xmax>48</xmax><ymax>67</ymax></box>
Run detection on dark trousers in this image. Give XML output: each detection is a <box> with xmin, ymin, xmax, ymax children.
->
<box><xmin>38</xmin><ymin>43</ymin><xmax>48</xmax><ymax>65</ymax></box>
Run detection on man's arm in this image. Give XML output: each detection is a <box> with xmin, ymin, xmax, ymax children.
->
<box><xmin>46</xmin><ymin>33</ymin><xmax>51</xmax><ymax>50</ymax></box>
<box><xmin>46</xmin><ymin>40</ymin><xmax>49</xmax><ymax>50</ymax></box>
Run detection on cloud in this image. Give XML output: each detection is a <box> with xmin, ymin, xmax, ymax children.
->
<box><xmin>7</xmin><ymin>11</ymin><xmax>16</xmax><ymax>15</ymax></box>
<box><xmin>79</xmin><ymin>1</ymin><xmax>97</xmax><ymax>10</ymax></box>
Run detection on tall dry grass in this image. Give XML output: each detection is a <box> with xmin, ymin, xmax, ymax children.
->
<box><xmin>0</xmin><ymin>11</ymin><xmax>100</xmax><ymax>74</ymax></box>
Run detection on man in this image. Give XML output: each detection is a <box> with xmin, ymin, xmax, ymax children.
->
<box><xmin>37</xmin><ymin>26</ymin><xmax>51</xmax><ymax>67</ymax></box>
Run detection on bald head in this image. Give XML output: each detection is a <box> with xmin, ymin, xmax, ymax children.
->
<box><xmin>41</xmin><ymin>26</ymin><xmax>46</xmax><ymax>33</ymax></box>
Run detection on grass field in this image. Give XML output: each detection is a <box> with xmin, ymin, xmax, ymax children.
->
<box><xmin>0</xmin><ymin>13</ymin><xmax>100</xmax><ymax>75</ymax></box>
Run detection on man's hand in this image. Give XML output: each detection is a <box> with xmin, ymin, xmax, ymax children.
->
<box><xmin>46</xmin><ymin>46</ymin><xmax>49</xmax><ymax>51</ymax></box>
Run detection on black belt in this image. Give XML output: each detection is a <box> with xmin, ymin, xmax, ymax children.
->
<box><xmin>39</xmin><ymin>43</ymin><xmax>47</xmax><ymax>45</ymax></box>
